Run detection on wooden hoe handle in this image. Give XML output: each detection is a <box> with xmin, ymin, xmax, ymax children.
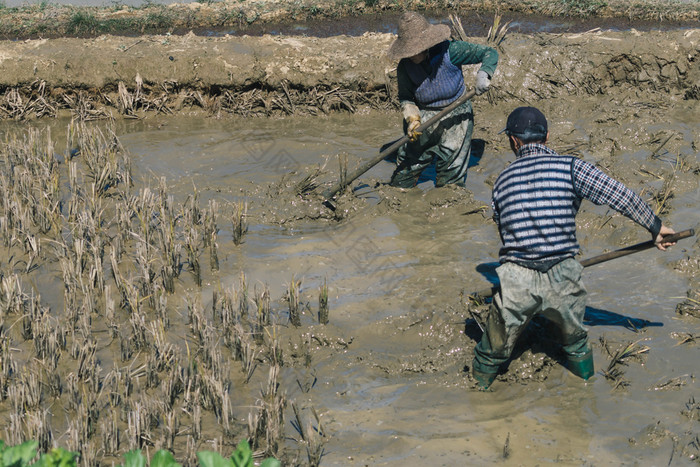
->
<box><xmin>321</xmin><ymin>89</ymin><xmax>478</xmax><ymax>208</ymax></box>
<box><xmin>472</xmin><ymin>228</ymin><xmax>695</xmax><ymax>300</ymax></box>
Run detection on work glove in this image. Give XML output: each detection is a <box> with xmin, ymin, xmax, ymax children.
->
<box><xmin>475</xmin><ymin>70</ymin><xmax>491</xmax><ymax>95</ymax></box>
<box><xmin>406</xmin><ymin>114</ymin><xmax>422</xmax><ymax>142</ymax></box>
<box><xmin>402</xmin><ymin>102</ymin><xmax>422</xmax><ymax>142</ymax></box>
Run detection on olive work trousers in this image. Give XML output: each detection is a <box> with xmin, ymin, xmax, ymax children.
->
<box><xmin>390</xmin><ymin>100</ymin><xmax>474</xmax><ymax>188</ymax></box>
<box><xmin>472</xmin><ymin>258</ymin><xmax>590</xmax><ymax>376</ymax></box>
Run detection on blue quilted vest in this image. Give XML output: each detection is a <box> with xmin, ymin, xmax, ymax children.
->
<box><xmin>403</xmin><ymin>41</ymin><xmax>465</xmax><ymax>109</ymax></box>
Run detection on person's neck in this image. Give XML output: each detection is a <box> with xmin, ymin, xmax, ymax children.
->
<box><xmin>515</xmin><ymin>142</ymin><xmax>548</xmax><ymax>158</ymax></box>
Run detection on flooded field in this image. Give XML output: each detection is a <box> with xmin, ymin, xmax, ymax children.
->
<box><xmin>1</xmin><ymin>100</ymin><xmax>698</xmax><ymax>464</ymax></box>
<box><xmin>0</xmin><ymin>10</ymin><xmax>698</xmax><ymax>467</ymax></box>
<box><xmin>113</xmin><ymin>110</ymin><xmax>700</xmax><ymax>465</ymax></box>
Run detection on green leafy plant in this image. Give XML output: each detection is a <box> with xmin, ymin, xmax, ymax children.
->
<box><xmin>150</xmin><ymin>450</ymin><xmax>181</xmax><ymax>467</ymax></box>
<box><xmin>0</xmin><ymin>440</ymin><xmax>38</xmax><ymax>467</ymax></box>
<box><xmin>0</xmin><ymin>440</ymin><xmax>278</xmax><ymax>467</ymax></box>
<box><xmin>35</xmin><ymin>448</ymin><xmax>80</xmax><ymax>467</ymax></box>
<box><xmin>198</xmin><ymin>440</ymin><xmax>281</xmax><ymax>467</ymax></box>
<box><xmin>118</xmin><ymin>450</ymin><xmax>147</xmax><ymax>467</ymax></box>
<box><xmin>0</xmin><ymin>440</ymin><xmax>79</xmax><ymax>467</ymax></box>
<box><xmin>118</xmin><ymin>449</ymin><xmax>181</xmax><ymax>467</ymax></box>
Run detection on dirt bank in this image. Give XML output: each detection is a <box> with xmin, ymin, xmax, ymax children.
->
<box><xmin>0</xmin><ymin>27</ymin><xmax>698</xmax><ymax>121</ymax></box>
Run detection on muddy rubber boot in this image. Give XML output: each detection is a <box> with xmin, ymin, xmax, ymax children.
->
<box><xmin>565</xmin><ymin>349</ymin><xmax>594</xmax><ymax>380</ymax></box>
<box><xmin>472</xmin><ymin>369</ymin><xmax>498</xmax><ymax>390</ymax></box>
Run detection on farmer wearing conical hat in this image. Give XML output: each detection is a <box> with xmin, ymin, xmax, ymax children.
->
<box><xmin>388</xmin><ymin>11</ymin><xmax>498</xmax><ymax>187</ymax></box>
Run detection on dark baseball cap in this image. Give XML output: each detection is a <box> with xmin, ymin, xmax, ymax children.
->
<box><xmin>500</xmin><ymin>106</ymin><xmax>548</xmax><ymax>141</ymax></box>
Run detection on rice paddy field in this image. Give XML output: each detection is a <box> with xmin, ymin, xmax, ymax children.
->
<box><xmin>0</xmin><ymin>3</ymin><xmax>698</xmax><ymax>466</ymax></box>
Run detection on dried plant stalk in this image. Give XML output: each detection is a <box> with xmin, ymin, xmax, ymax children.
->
<box><xmin>232</xmin><ymin>201</ymin><xmax>248</xmax><ymax>245</ymax></box>
<box><xmin>318</xmin><ymin>277</ymin><xmax>329</xmax><ymax>325</ymax></box>
<box><xmin>286</xmin><ymin>275</ymin><xmax>303</xmax><ymax>327</ymax></box>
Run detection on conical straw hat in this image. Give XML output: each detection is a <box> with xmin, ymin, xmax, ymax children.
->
<box><xmin>388</xmin><ymin>11</ymin><xmax>451</xmax><ymax>60</ymax></box>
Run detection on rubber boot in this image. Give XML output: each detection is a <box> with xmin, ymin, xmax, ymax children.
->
<box><xmin>565</xmin><ymin>349</ymin><xmax>594</xmax><ymax>380</ymax></box>
<box><xmin>472</xmin><ymin>368</ymin><xmax>498</xmax><ymax>390</ymax></box>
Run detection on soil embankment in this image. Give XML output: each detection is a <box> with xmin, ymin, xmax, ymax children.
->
<box><xmin>0</xmin><ymin>27</ymin><xmax>698</xmax><ymax>120</ymax></box>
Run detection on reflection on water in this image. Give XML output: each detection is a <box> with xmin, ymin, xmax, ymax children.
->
<box><xmin>117</xmin><ymin>113</ymin><xmax>399</xmax><ymax>194</ymax></box>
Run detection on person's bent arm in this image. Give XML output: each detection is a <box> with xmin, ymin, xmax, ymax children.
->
<box><xmin>572</xmin><ymin>158</ymin><xmax>675</xmax><ymax>248</ymax></box>
<box><xmin>448</xmin><ymin>41</ymin><xmax>498</xmax><ymax>77</ymax></box>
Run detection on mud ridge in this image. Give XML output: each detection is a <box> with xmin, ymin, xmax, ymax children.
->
<box><xmin>0</xmin><ymin>28</ymin><xmax>698</xmax><ymax>121</ymax></box>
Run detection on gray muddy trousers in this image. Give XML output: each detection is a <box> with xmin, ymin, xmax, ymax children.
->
<box><xmin>390</xmin><ymin>100</ymin><xmax>473</xmax><ymax>188</ymax></box>
<box><xmin>472</xmin><ymin>258</ymin><xmax>590</xmax><ymax>375</ymax></box>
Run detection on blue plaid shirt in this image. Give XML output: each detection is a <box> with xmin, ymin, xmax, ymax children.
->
<box><xmin>493</xmin><ymin>143</ymin><xmax>661</xmax><ymax>269</ymax></box>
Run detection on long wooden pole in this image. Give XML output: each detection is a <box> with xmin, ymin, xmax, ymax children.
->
<box><xmin>321</xmin><ymin>89</ymin><xmax>478</xmax><ymax>208</ymax></box>
<box><xmin>472</xmin><ymin>229</ymin><xmax>695</xmax><ymax>299</ymax></box>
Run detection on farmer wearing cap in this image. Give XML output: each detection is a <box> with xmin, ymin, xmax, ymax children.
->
<box><xmin>388</xmin><ymin>12</ymin><xmax>498</xmax><ymax>188</ymax></box>
<box><xmin>471</xmin><ymin>106</ymin><xmax>676</xmax><ymax>390</ymax></box>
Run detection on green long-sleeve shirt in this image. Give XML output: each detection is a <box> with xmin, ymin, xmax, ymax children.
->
<box><xmin>397</xmin><ymin>40</ymin><xmax>499</xmax><ymax>104</ymax></box>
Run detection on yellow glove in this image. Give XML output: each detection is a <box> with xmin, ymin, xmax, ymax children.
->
<box><xmin>406</xmin><ymin>114</ymin><xmax>422</xmax><ymax>142</ymax></box>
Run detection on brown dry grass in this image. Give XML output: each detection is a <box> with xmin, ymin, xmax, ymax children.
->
<box><xmin>0</xmin><ymin>123</ymin><xmax>330</xmax><ymax>463</ymax></box>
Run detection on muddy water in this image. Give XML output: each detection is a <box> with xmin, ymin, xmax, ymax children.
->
<box><xmin>217</xmin><ymin>12</ymin><xmax>700</xmax><ymax>39</ymax></box>
<box><xmin>85</xmin><ymin>105</ymin><xmax>699</xmax><ymax>465</ymax></box>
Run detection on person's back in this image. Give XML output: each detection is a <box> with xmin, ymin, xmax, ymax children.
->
<box><xmin>471</xmin><ymin>106</ymin><xmax>676</xmax><ymax>391</ymax></box>
<box><xmin>492</xmin><ymin>143</ymin><xmax>580</xmax><ymax>270</ymax></box>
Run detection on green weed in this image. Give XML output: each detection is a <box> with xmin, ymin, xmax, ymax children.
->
<box><xmin>142</xmin><ymin>9</ymin><xmax>175</xmax><ymax>31</ymax></box>
<box><xmin>559</xmin><ymin>0</ymin><xmax>607</xmax><ymax>17</ymax></box>
<box><xmin>36</xmin><ymin>0</ymin><xmax>51</xmax><ymax>12</ymax></box>
<box><xmin>67</xmin><ymin>9</ymin><xmax>99</xmax><ymax>35</ymax></box>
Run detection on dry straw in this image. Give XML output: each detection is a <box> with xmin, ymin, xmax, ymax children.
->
<box><xmin>0</xmin><ymin>121</ymin><xmax>327</xmax><ymax>463</ymax></box>
<box><xmin>318</xmin><ymin>277</ymin><xmax>329</xmax><ymax>325</ymax></box>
